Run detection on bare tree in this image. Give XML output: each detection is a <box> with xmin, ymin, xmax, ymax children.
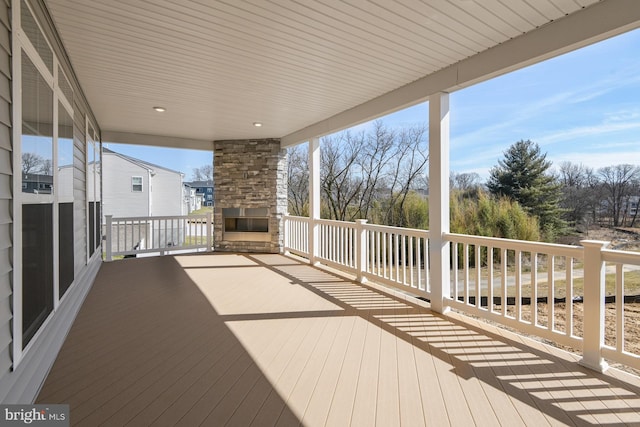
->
<box><xmin>598</xmin><ymin>164</ymin><xmax>640</xmax><ymax>227</ymax></box>
<box><xmin>321</xmin><ymin>131</ymin><xmax>363</xmax><ymax>221</ymax></box>
<box><xmin>382</xmin><ymin>125</ymin><xmax>429</xmax><ymax>227</ymax></box>
<box><xmin>451</xmin><ymin>172</ymin><xmax>481</xmax><ymax>192</ymax></box>
<box><xmin>557</xmin><ymin>161</ymin><xmax>594</xmax><ymax>229</ymax></box>
<box><xmin>287</xmin><ymin>144</ymin><xmax>309</xmax><ymax>216</ymax></box>
<box><xmin>286</xmin><ymin>120</ymin><xmax>429</xmax><ymax>226</ymax></box>
<box><xmin>355</xmin><ymin>121</ymin><xmax>396</xmax><ymax>220</ymax></box>
<box><xmin>191</xmin><ymin>164</ymin><xmax>213</xmax><ymax>181</ymax></box>
<box><xmin>41</xmin><ymin>159</ymin><xmax>53</xmax><ymax>175</ymax></box>
<box><xmin>22</xmin><ymin>152</ymin><xmax>45</xmax><ymax>174</ymax></box>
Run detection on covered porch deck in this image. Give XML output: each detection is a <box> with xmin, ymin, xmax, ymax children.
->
<box><xmin>37</xmin><ymin>253</ymin><xmax>640</xmax><ymax>426</ymax></box>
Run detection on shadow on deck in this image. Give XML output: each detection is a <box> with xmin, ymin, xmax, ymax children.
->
<box><xmin>37</xmin><ymin>253</ymin><xmax>640</xmax><ymax>426</ymax></box>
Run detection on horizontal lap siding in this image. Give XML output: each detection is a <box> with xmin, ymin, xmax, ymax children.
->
<box><xmin>73</xmin><ymin>103</ymin><xmax>86</xmax><ymax>272</ymax></box>
<box><xmin>0</xmin><ymin>0</ymin><xmax>11</xmax><ymax>396</ymax></box>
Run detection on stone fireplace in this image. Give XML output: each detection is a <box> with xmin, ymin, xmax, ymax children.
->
<box><xmin>213</xmin><ymin>139</ymin><xmax>287</xmax><ymax>253</ymax></box>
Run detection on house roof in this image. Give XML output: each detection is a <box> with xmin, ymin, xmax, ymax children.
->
<box><xmin>184</xmin><ymin>180</ymin><xmax>213</xmax><ymax>188</ymax></box>
<box><xmin>44</xmin><ymin>0</ymin><xmax>640</xmax><ymax>149</ymax></box>
<box><xmin>103</xmin><ymin>147</ymin><xmax>184</xmax><ymax>176</ymax></box>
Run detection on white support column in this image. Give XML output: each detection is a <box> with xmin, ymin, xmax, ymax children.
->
<box><xmin>579</xmin><ymin>240</ymin><xmax>609</xmax><ymax>373</ymax></box>
<box><xmin>309</xmin><ymin>138</ymin><xmax>321</xmax><ymax>265</ymax></box>
<box><xmin>428</xmin><ymin>92</ymin><xmax>451</xmax><ymax>314</ymax></box>
<box><xmin>355</xmin><ymin>219</ymin><xmax>368</xmax><ymax>283</ymax></box>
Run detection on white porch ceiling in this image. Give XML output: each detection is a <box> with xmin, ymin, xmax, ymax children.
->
<box><xmin>43</xmin><ymin>0</ymin><xmax>639</xmax><ymax>149</ymax></box>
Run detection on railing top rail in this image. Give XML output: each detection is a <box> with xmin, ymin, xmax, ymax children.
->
<box><xmin>315</xmin><ymin>218</ymin><xmax>357</xmax><ymax>227</ymax></box>
<box><xmin>445</xmin><ymin>232</ymin><xmax>584</xmax><ymax>258</ymax></box>
<box><xmin>362</xmin><ymin>222</ymin><xmax>429</xmax><ymax>237</ymax></box>
<box><xmin>283</xmin><ymin>215</ymin><xmax>311</xmax><ymax>222</ymax></box>
<box><xmin>109</xmin><ymin>214</ymin><xmax>208</xmax><ymax>222</ymax></box>
<box><xmin>284</xmin><ymin>216</ymin><xmax>430</xmax><ymax>237</ymax></box>
<box><xmin>602</xmin><ymin>248</ymin><xmax>640</xmax><ymax>265</ymax></box>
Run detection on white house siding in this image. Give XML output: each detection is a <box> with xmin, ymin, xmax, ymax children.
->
<box><xmin>150</xmin><ymin>168</ymin><xmax>183</xmax><ymax>216</ymax></box>
<box><xmin>57</xmin><ymin>166</ymin><xmax>73</xmax><ymax>201</ymax></box>
<box><xmin>0</xmin><ymin>0</ymin><xmax>102</xmax><ymax>404</ymax></box>
<box><xmin>0</xmin><ymin>0</ymin><xmax>12</xmax><ymax>389</ymax></box>
<box><xmin>102</xmin><ymin>153</ymin><xmax>150</xmax><ymax>218</ymax></box>
<box><xmin>73</xmin><ymin>102</ymin><xmax>86</xmax><ymax>273</ymax></box>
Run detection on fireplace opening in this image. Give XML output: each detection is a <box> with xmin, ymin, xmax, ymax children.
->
<box><xmin>224</xmin><ymin>217</ymin><xmax>268</xmax><ymax>233</ymax></box>
<box><xmin>222</xmin><ymin>207</ymin><xmax>270</xmax><ymax>242</ymax></box>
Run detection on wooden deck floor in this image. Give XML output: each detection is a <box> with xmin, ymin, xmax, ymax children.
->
<box><xmin>37</xmin><ymin>253</ymin><xmax>640</xmax><ymax>426</ymax></box>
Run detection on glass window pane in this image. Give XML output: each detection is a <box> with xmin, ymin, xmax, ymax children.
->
<box><xmin>22</xmin><ymin>203</ymin><xmax>53</xmax><ymax>348</ymax></box>
<box><xmin>21</xmin><ymin>1</ymin><xmax>53</xmax><ymax>72</ymax></box>
<box><xmin>95</xmin><ymin>143</ymin><xmax>101</xmax><ymax>250</ymax></box>
<box><xmin>132</xmin><ymin>176</ymin><xmax>142</xmax><ymax>192</ymax></box>
<box><xmin>87</xmin><ymin>139</ymin><xmax>95</xmax><ymax>201</ymax></box>
<box><xmin>58</xmin><ymin>103</ymin><xmax>73</xmax><ymax>202</ymax></box>
<box><xmin>59</xmin><ymin>202</ymin><xmax>74</xmax><ymax>297</ymax></box>
<box><xmin>95</xmin><ymin>143</ymin><xmax>101</xmax><ymax>201</ymax></box>
<box><xmin>58</xmin><ymin>66</ymin><xmax>73</xmax><ymax>105</ymax></box>
<box><xmin>22</xmin><ymin>51</ymin><xmax>53</xmax><ymax>194</ymax></box>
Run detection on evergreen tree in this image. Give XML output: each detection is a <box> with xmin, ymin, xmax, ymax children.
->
<box><xmin>487</xmin><ymin>140</ymin><xmax>566</xmax><ymax>239</ymax></box>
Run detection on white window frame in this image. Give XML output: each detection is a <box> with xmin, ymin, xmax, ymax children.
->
<box><xmin>132</xmin><ymin>176</ymin><xmax>143</xmax><ymax>192</ymax></box>
<box><xmin>12</xmin><ymin>0</ymin><xmax>75</xmax><ymax>368</ymax></box>
<box><xmin>85</xmin><ymin>121</ymin><xmax>101</xmax><ymax>263</ymax></box>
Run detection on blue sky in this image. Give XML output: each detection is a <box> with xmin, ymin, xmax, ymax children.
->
<box><xmin>106</xmin><ymin>28</ymin><xmax>640</xmax><ymax>181</ymax></box>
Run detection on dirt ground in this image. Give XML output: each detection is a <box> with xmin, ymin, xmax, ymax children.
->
<box><xmin>560</xmin><ymin>225</ymin><xmax>640</xmax><ymax>251</ymax></box>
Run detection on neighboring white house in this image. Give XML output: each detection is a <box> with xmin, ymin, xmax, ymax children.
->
<box><xmin>183</xmin><ymin>183</ymin><xmax>203</xmax><ymax>214</ymax></box>
<box><xmin>102</xmin><ymin>148</ymin><xmax>184</xmax><ymax>219</ymax></box>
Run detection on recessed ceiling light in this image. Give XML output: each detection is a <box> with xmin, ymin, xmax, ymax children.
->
<box><xmin>153</xmin><ymin>106</ymin><xmax>166</xmax><ymax>112</ymax></box>
<box><xmin>253</xmin><ymin>122</ymin><xmax>263</xmax><ymax>127</ymax></box>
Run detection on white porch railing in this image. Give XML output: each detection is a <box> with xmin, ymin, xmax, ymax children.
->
<box><xmin>105</xmin><ymin>213</ymin><xmax>212</xmax><ymax>260</ymax></box>
<box><xmin>446</xmin><ymin>233</ymin><xmax>584</xmax><ymax>350</ymax></box>
<box><xmin>283</xmin><ymin>214</ymin><xmax>640</xmax><ymax>373</ymax></box>
<box><xmin>601</xmin><ymin>247</ymin><xmax>640</xmax><ymax>370</ymax></box>
<box><xmin>285</xmin><ymin>216</ymin><xmax>430</xmax><ymax>297</ymax></box>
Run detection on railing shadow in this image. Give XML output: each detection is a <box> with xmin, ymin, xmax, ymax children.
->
<box><xmin>246</xmin><ymin>253</ymin><xmax>640</xmax><ymax>426</ymax></box>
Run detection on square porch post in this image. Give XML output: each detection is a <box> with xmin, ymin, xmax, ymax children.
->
<box><xmin>309</xmin><ymin>137</ymin><xmax>321</xmax><ymax>264</ymax></box>
<box><xmin>429</xmin><ymin>92</ymin><xmax>451</xmax><ymax>314</ymax></box>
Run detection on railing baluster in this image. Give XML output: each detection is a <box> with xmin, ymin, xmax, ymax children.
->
<box><xmin>380</xmin><ymin>231</ymin><xmax>385</xmax><ymax>277</ymax></box>
<box><xmin>488</xmin><ymin>247</ymin><xmax>494</xmax><ymax>312</ymax></box>
<box><xmin>532</xmin><ymin>252</ymin><xmax>538</xmax><ymax>326</ymax></box>
<box><xmin>501</xmin><ymin>248</ymin><xmax>507</xmax><ymax>317</ymax></box>
<box><xmin>515</xmin><ymin>250</ymin><xmax>522</xmax><ymax>321</ymax></box>
<box><xmin>566</xmin><ymin>257</ymin><xmax>573</xmax><ymax>337</ymax></box>
<box><xmin>387</xmin><ymin>232</ymin><xmax>393</xmax><ymax>281</ymax></box>
<box><xmin>616</xmin><ymin>263</ymin><xmax>624</xmax><ymax>352</ymax></box>
<box><xmin>452</xmin><ymin>242</ymin><xmax>458</xmax><ymax>301</ymax></box>
<box><xmin>424</xmin><ymin>237</ymin><xmax>429</xmax><ymax>292</ymax></box>
<box><xmin>475</xmin><ymin>244</ymin><xmax>481</xmax><ymax>308</ymax></box>
<box><xmin>116</xmin><ymin>219</ymin><xmax>121</xmax><ymax>252</ymax></box>
<box><xmin>463</xmin><ymin>243</ymin><xmax>469</xmax><ymax>305</ymax></box>
<box><xmin>376</xmin><ymin>231</ymin><xmax>381</xmax><ymax>277</ymax></box>
<box><xmin>416</xmin><ymin>236</ymin><xmax>422</xmax><ymax>290</ymax></box>
<box><xmin>402</xmin><ymin>234</ymin><xmax>407</xmax><ymax>285</ymax></box>
<box><xmin>548</xmin><ymin>255</ymin><xmax>555</xmax><ymax>332</ymax></box>
<box><xmin>409</xmin><ymin>236</ymin><xmax>414</xmax><ymax>288</ymax></box>
<box><xmin>395</xmin><ymin>233</ymin><xmax>399</xmax><ymax>281</ymax></box>
<box><xmin>340</xmin><ymin>225</ymin><xmax>344</xmax><ymax>265</ymax></box>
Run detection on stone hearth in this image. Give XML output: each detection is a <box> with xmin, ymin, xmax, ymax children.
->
<box><xmin>213</xmin><ymin>139</ymin><xmax>287</xmax><ymax>253</ymax></box>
